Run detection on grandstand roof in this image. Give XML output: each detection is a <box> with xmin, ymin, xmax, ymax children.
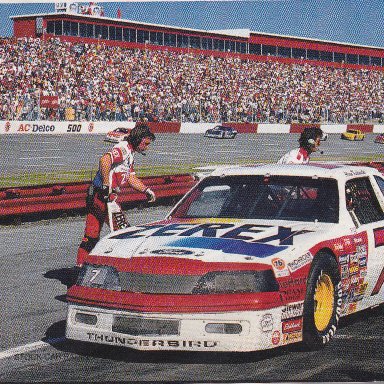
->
<box><xmin>10</xmin><ymin>11</ymin><xmax>384</xmax><ymax>51</ymax></box>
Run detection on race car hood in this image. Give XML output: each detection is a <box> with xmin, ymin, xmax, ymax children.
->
<box><xmin>90</xmin><ymin>219</ymin><xmax>337</xmax><ymax>264</ymax></box>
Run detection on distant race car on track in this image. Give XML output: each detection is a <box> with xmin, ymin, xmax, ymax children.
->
<box><xmin>66</xmin><ymin>163</ymin><xmax>384</xmax><ymax>353</ymax></box>
<box><xmin>341</xmin><ymin>129</ymin><xmax>365</xmax><ymax>141</ymax></box>
<box><xmin>104</xmin><ymin>127</ymin><xmax>130</xmax><ymax>143</ymax></box>
<box><xmin>320</xmin><ymin>131</ymin><xmax>329</xmax><ymax>141</ymax></box>
<box><xmin>204</xmin><ymin>125</ymin><xmax>237</xmax><ymax>139</ymax></box>
<box><xmin>374</xmin><ymin>133</ymin><xmax>384</xmax><ymax>144</ymax></box>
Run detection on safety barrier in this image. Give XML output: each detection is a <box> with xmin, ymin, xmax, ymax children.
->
<box><xmin>2</xmin><ymin>120</ymin><xmax>384</xmax><ymax>135</ymax></box>
<box><xmin>0</xmin><ymin>174</ymin><xmax>197</xmax><ymax>220</ymax></box>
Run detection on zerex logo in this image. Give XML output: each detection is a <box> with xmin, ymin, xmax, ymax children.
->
<box><xmin>112</xmin><ymin>223</ymin><xmax>309</xmax><ymax>246</ymax></box>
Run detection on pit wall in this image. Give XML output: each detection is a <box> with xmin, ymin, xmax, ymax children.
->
<box><xmin>1</xmin><ymin>120</ymin><xmax>383</xmax><ymax>134</ymax></box>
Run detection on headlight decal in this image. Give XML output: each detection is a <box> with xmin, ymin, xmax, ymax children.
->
<box><xmin>193</xmin><ymin>270</ymin><xmax>279</xmax><ymax>294</ymax></box>
<box><xmin>77</xmin><ymin>264</ymin><xmax>121</xmax><ymax>291</ymax></box>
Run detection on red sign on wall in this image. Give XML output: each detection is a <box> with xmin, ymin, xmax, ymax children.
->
<box><xmin>40</xmin><ymin>95</ymin><xmax>59</xmax><ymax>109</ymax></box>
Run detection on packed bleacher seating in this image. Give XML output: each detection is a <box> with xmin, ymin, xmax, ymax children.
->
<box><xmin>1</xmin><ymin>36</ymin><xmax>383</xmax><ymax>123</ymax></box>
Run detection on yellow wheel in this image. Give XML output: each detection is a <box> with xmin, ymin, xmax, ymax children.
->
<box><xmin>303</xmin><ymin>252</ymin><xmax>341</xmax><ymax>350</ymax></box>
<box><xmin>314</xmin><ymin>273</ymin><xmax>334</xmax><ymax>332</ymax></box>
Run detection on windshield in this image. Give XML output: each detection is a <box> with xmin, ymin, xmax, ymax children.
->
<box><xmin>172</xmin><ymin>175</ymin><xmax>339</xmax><ymax>223</ymax></box>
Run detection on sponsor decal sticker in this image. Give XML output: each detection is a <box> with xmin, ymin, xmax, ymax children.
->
<box><xmin>282</xmin><ymin>318</ymin><xmax>303</xmax><ymax>334</ymax></box>
<box><xmin>281</xmin><ymin>302</ymin><xmax>304</xmax><ymax>320</ymax></box>
<box><xmin>88</xmin><ymin>122</ymin><xmax>94</xmax><ymax>132</ymax></box>
<box><xmin>334</xmin><ymin>243</ymin><xmax>344</xmax><ymax>251</ymax></box>
<box><xmin>260</xmin><ymin>314</ymin><xmax>274</xmax><ymax>332</ymax></box>
<box><xmin>271</xmin><ymin>330</ymin><xmax>280</xmax><ymax>345</ymax></box>
<box><xmin>339</xmin><ymin>254</ymin><xmax>349</xmax><ymax>264</ymax></box>
<box><xmin>151</xmin><ymin>249</ymin><xmax>194</xmax><ymax>255</ymax></box>
<box><xmin>282</xmin><ymin>331</ymin><xmax>302</xmax><ymax>345</ymax></box>
<box><xmin>349</xmin><ymin>265</ymin><xmax>359</xmax><ymax>275</ymax></box>
<box><xmin>341</xmin><ymin>264</ymin><xmax>349</xmax><ymax>279</ymax></box>
<box><xmin>287</xmin><ymin>252</ymin><xmax>312</xmax><ymax>273</ymax></box>
<box><xmin>5</xmin><ymin>121</ymin><xmax>10</xmax><ymax>132</ymax></box>
<box><xmin>272</xmin><ymin>258</ymin><xmax>290</xmax><ymax>277</ymax></box>
<box><xmin>350</xmin><ymin>253</ymin><xmax>359</xmax><ymax>264</ymax></box>
<box><xmin>348</xmin><ymin>302</ymin><xmax>357</xmax><ymax>314</ymax></box>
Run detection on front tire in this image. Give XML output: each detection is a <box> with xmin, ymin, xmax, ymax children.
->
<box><xmin>302</xmin><ymin>252</ymin><xmax>341</xmax><ymax>350</ymax></box>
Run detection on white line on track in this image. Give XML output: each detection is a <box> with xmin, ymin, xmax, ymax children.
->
<box><xmin>26</xmin><ymin>148</ymin><xmax>61</xmax><ymax>152</ymax></box>
<box><xmin>19</xmin><ymin>156</ymin><xmax>63</xmax><ymax>160</ymax></box>
<box><xmin>24</xmin><ymin>163</ymin><xmax>65</xmax><ymax>167</ymax></box>
<box><xmin>0</xmin><ymin>337</ymin><xmax>65</xmax><ymax>361</ymax></box>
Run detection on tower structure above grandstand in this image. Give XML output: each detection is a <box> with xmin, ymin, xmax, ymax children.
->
<box><xmin>10</xmin><ymin>1</ymin><xmax>384</xmax><ymax>68</ymax></box>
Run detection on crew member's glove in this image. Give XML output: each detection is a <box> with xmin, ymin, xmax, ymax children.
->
<box><xmin>145</xmin><ymin>188</ymin><xmax>156</xmax><ymax>203</ymax></box>
<box><xmin>99</xmin><ymin>185</ymin><xmax>113</xmax><ymax>203</ymax></box>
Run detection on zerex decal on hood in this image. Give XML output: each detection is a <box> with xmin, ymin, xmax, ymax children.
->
<box><xmin>166</xmin><ymin>237</ymin><xmax>288</xmax><ymax>258</ymax></box>
<box><xmin>110</xmin><ymin>223</ymin><xmax>313</xmax><ymax>246</ymax></box>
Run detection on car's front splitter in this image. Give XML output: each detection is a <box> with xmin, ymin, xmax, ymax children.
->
<box><xmin>66</xmin><ymin>304</ymin><xmax>288</xmax><ymax>352</ymax></box>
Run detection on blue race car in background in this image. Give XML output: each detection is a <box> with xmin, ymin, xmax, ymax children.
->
<box><xmin>204</xmin><ymin>125</ymin><xmax>238</xmax><ymax>139</ymax></box>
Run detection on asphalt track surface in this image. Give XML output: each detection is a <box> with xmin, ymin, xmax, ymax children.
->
<box><xmin>1</xmin><ymin>133</ymin><xmax>384</xmax><ymax>177</ymax></box>
<box><xmin>1</xmin><ymin>133</ymin><xmax>384</xmax><ymax>382</ymax></box>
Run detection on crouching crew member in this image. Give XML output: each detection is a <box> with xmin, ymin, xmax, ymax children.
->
<box><xmin>76</xmin><ymin>123</ymin><xmax>156</xmax><ymax>266</ymax></box>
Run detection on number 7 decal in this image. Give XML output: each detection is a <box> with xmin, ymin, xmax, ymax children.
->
<box><xmin>90</xmin><ymin>269</ymin><xmax>101</xmax><ymax>283</ymax></box>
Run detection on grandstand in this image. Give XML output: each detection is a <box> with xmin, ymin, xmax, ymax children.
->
<box><xmin>2</xmin><ymin>2</ymin><xmax>383</xmax><ymax>124</ymax></box>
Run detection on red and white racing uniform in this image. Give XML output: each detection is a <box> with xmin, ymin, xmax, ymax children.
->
<box><xmin>277</xmin><ymin>148</ymin><xmax>310</xmax><ymax>164</ymax></box>
<box><xmin>93</xmin><ymin>141</ymin><xmax>136</xmax><ymax>189</ymax></box>
<box><xmin>77</xmin><ymin>141</ymin><xmax>136</xmax><ymax>265</ymax></box>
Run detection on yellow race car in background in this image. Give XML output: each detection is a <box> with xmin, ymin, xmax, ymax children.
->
<box><xmin>340</xmin><ymin>129</ymin><xmax>365</xmax><ymax>141</ymax></box>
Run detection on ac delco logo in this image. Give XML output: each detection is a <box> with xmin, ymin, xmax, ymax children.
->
<box><xmin>18</xmin><ymin>124</ymin><xmax>55</xmax><ymax>132</ymax></box>
<box><xmin>5</xmin><ymin>121</ymin><xmax>11</xmax><ymax>132</ymax></box>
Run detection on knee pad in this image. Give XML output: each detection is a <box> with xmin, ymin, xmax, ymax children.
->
<box><xmin>79</xmin><ymin>236</ymin><xmax>99</xmax><ymax>252</ymax></box>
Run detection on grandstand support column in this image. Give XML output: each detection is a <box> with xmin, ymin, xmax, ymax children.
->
<box><xmin>38</xmin><ymin>92</ymin><xmax>41</xmax><ymax>120</ymax></box>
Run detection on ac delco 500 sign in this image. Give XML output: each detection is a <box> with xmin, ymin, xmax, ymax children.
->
<box><xmin>18</xmin><ymin>123</ymin><xmax>56</xmax><ymax>132</ymax></box>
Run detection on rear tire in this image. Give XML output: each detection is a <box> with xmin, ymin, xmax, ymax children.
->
<box><xmin>302</xmin><ymin>252</ymin><xmax>341</xmax><ymax>350</ymax></box>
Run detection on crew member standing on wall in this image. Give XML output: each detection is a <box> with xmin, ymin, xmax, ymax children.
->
<box><xmin>76</xmin><ymin>123</ymin><xmax>156</xmax><ymax>266</ymax></box>
<box><xmin>278</xmin><ymin>126</ymin><xmax>323</xmax><ymax>164</ymax></box>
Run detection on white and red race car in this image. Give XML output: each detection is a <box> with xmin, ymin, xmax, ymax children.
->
<box><xmin>104</xmin><ymin>127</ymin><xmax>131</xmax><ymax>143</ymax></box>
<box><xmin>66</xmin><ymin>162</ymin><xmax>384</xmax><ymax>352</ymax></box>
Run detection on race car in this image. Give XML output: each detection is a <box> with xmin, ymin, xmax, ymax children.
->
<box><xmin>374</xmin><ymin>133</ymin><xmax>384</xmax><ymax>144</ymax></box>
<box><xmin>204</xmin><ymin>125</ymin><xmax>237</xmax><ymax>139</ymax></box>
<box><xmin>104</xmin><ymin>127</ymin><xmax>130</xmax><ymax>143</ymax></box>
<box><xmin>320</xmin><ymin>131</ymin><xmax>329</xmax><ymax>141</ymax></box>
<box><xmin>66</xmin><ymin>162</ymin><xmax>384</xmax><ymax>353</ymax></box>
<box><xmin>341</xmin><ymin>129</ymin><xmax>365</xmax><ymax>141</ymax></box>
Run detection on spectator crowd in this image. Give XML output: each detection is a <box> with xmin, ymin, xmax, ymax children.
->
<box><xmin>1</xmin><ymin>36</ymin><xmax>383</xmax><ymax>124</ymax></box>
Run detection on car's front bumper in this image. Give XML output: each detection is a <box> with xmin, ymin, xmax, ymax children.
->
<box><xmin>66</xmin><ymin>304</ymin><xmax>285</xmax><ymax>352</ymax></box>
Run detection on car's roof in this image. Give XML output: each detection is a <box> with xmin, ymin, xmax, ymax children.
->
<box><xmin>209</xmin><ymin>162</ymin><xmax>381</xmax><ymax>179</ymax></box>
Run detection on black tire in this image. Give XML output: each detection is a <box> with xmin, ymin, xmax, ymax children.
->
<box><xmin>302</xmin><ymin>252</ymin><xmax>342</xmax><ymax>350</ymax></box>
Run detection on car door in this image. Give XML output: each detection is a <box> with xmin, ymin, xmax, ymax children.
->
<box><xmin>345</xmin><ymin>176</ymin><xmax>384</xmax><ymax>310</ymax></box>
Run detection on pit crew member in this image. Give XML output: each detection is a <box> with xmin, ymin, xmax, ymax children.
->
<box><xmin>76</xmin><ymin>123</ymin><xmax>156</xmax><ymax>266</ymax></box>
<box><xmin>278</xmin><ymin>127</ymin><xmax>323</xmax><ymax>164</ymax></box>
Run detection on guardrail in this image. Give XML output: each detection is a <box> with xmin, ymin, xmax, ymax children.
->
<box><xmin>0</xmin><ymin>174</ymin><xmax>197</xmax><ymax>222</ymax></box>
